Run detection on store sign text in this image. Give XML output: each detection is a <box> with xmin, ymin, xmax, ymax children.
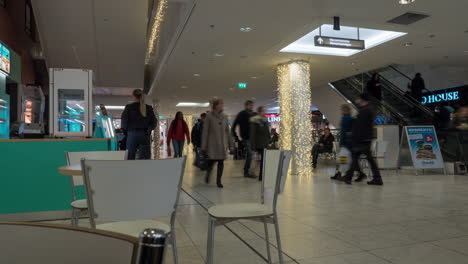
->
<box><xmin>421</xmin><ymin>91</ymin><xmax>459</xmax><ymax>104</ymax></box>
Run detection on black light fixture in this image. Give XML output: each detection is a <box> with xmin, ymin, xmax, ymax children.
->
<box><xmin>333</xmin><ymin>16</ymin><xmax>340</xmax><ymax>31</ymax></box>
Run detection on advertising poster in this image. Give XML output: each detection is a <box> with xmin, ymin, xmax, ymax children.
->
<box><xmin>405</xmin><ymin>126</ymin><xmax>444</xmax><ymax>169</ymax></box>
<box><xmin>0</xmin><ymin>43</ymin><xmax>10</xmax><ymax>74</ymax></box>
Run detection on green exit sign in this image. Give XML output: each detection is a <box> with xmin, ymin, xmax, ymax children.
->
<box><xmin>238</xmin><ymin>82</ymin><xmax>247</xmax><ymax>89</ymax></box>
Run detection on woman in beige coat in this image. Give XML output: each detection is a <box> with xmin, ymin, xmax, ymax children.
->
<box><xmin>202</xmin><ymin>98</ymin><xmax>234</xmax><ymax>188</ymax></box>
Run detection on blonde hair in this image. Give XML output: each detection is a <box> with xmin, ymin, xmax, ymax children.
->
<box><xmin>211</xmin><ymin>98</ymin><xmax>224</xmax><ymax>110</ymax></box>
<box><xmin>133</xmin><ymin>89</ymin><xmax>147</xmax><ymax>117</ymax></box>
<box><xmin>341</xmin><ymin>104</ymin><xmax>351</xmax><ymax>114</ymax></box>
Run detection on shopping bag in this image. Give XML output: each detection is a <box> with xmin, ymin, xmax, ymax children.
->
<box><xmin>337</xmin><ymin>147</ymin><xmax>351</xmax><ymax>173</ymax></box>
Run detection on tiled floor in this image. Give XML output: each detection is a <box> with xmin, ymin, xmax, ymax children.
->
<box><xmin>60</xmin><ymin>159</ymin><xmax>468</xmax><ymax>263</ymax></box>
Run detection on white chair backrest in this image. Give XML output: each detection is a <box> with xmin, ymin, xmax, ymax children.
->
<box><xmin>82</xmin><ymin>157</ymin><xmax>187</xmax><ymax>222</ymax></box>
<box><xmin>262</xmin><ymin>150</ymin><xmax>284</xmax><ymax>209</ymax></box>
<box><xmin>66</xmin><ymin>151</ymin><xmax>127</xmax><ymax>186</ymax></box>
<box><xmin>279</xmin><ymin>151</ymin><xmax>292</xmax><ymax>194</ymax></box>
<box><xmin>0</xmin><ymin>222</ymin><xmax>137</xmax><ymax>264</ymax></box>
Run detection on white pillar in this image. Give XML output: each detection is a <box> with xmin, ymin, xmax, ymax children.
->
<box><xmin>277</xmin><ymin>61</ymin><xmax>313</xmax><ymax>176</ymax></box>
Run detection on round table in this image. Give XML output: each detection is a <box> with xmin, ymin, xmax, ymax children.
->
<box><xmin>58</xmin><ymin>164</ymin><xmax>82</xmax><ymax>176</ymax></box>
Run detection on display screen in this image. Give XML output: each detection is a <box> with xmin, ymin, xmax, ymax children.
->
<box><xmin>0</xmin><ymin>43</ymin><xmax>10</xmax><ymax>74</ymax></box>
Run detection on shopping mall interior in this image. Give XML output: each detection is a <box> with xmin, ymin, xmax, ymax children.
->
<box><xmin>1</xmin><ymin>0</ymin><xmax>468</xmax><ymax>263</ymax></box>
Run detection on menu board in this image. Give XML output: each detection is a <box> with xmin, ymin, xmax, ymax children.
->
<box><xmin>405</xmin><ymin>126</ymin><xmax>444</xmax><ymax>169</ymax></box>
<box><xmin>0</xmin><ymin>42</ymin><xmax>10</xmax><ymax>74</ymax></box>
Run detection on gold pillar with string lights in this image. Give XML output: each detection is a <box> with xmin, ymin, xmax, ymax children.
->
<box><xmin>151</xmin><ymin>100</ymin><xmax>161</xmax><ymax>159</ymax></box>
<box><xmin>277</xmin><ymin>61</ymin><xmax>313</xmax><ymax>176</ymax></box>
<box><xmin>183</xmin><ymin>114</ymin><xmax>193</xmax><ymax>156</ymax></box>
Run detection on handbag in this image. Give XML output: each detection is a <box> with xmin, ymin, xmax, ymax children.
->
<box><xmin>337</xmin><ymin>147</ymin><xmax>351</xmax><ymax>173</ymax></box>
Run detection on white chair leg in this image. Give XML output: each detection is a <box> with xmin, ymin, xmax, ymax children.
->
<box><xmin>171</xmin><ymin>229</ymin><xmax>179</xmax><ymax>264</ymax></box>
<box><xmin>70</xmin><ymin>208</ymin><xmax>77</xmax><ymax>226</ymax></box>
<box><xmin>206</xmin><ymin>218</ymin><xmax>215</xmax><ymax>264</ymax></box>
<box><xmin>273</xmin><ymin>214</ymin><xmax>284</xmax><ymax>264</ymax></box>
<box><xmin>263</xmin><ymin>218</ymin><xmax>272</xmax><ymax>264</ymax></box>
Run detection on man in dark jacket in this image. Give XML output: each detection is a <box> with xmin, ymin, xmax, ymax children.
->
<box><xmin>341</xmin><ymin>94</ymin><xmax>383</xmax><ymax>185</ymax></box>
<box><xmin>191</xmin><ymin>113</ymin><xmax>206</xmax><ymax>168</ymax></box>
<box><xmin>410</xmin><ymin>73</ymin><xmax>425</xmax><ymax>102</ymax></box>
<box><xmin>312</xmin><ymin>128</ymin><xmax>335</xmax><ymax>168</ymax></box>
<box><xmin>232</xmin><ymin>100</ymin><xmax>255</xmax><ymax>178</ymax></box>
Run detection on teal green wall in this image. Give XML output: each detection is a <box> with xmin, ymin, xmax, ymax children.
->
<box><xmin>0</xmin><ymin>140</ymin><xmax>109</xmax><ymax>214</ymax></box>
<box><xmin>8</xmin><ymin>48</ymin><xmax>21</xmax><ymax>84</ymax></box>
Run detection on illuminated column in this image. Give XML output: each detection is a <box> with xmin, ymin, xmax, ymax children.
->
<box><xmin>183</xmin><ymin>114</ymin><xmax>193</xmax><ymax>156</ymax></box>
<box><xmin>151</xmin><ymin>100</ymin><xmax>161</xmax><ymax>159</ymax></box>
<box><xmin>277</xmin><ymin>61</ymin><xmax>313</xmax><ymax>176</ymax></box>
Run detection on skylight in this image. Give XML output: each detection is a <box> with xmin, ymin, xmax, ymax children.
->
<box><xmin>280</xmin><ymin>24</ymin><xmax>407</xmax><ymax>57</ymax></box>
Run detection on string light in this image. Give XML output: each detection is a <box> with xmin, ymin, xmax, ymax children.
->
<box><xmin>145</xmin><ymin>0</ymin><xmax>168</xmax><ymax>64</ymax></box>
<box><xmin>151</xmin><ymin>101</ymin><xmax>161</xmax><ymax>159</ymax></box>
<box><xmin>183</xmin><ymin>114</ymin><xmax>193</xmax><ymax>156</ymax></box>
<box><xmin>277</xmin><ymin>61</ymin><xmax>313</xmax><ymax>176</ymax></box>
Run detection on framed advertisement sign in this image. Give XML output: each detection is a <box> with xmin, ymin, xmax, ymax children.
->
<box><xmin>403</xmin><ymin>126</ymin><xmax>444</xmax><ymax>170</ymax></box>
<box><xmin>0</xmin><ymin>42</ymin><xmax>10</xmax><ymax>75</ymax></box>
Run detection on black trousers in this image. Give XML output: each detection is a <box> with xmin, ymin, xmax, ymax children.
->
<box><xmin>206</xmin><ymin>160</ymin><xmax>224</xmax><ymax>183</ymax></box>
<box><xmin>312</xmin><ymin>144</ymin><xmax>332</xmax><ymax>166</ymax></box>
<box><xmin>127</xmin><ymin>130</ymin><xmax>151</xmax><ymax>160</ymax></box>
<box><xmin>345</xmin><ymin>143</ymin><xmax>381</xmax><ymax>179</ymax></box>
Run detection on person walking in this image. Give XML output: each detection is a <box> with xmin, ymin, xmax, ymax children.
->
<box><xmin>410</xmin><ymin>73</ymin><xmax>425</xmax><ymax>103</ymax></box>
<box><xmin>249</xmin><ymin>106</ymin><xmax>270</xmax><ymax>181</ymax></box>
<box><xmin>191</xmin><ymin>113</ymin><xmax>206</xmax><ymax>168</ymax></box>
<box><xmin>202</xmin><ymin>98</ymin><xmax>234</xmax><ymax>188</ymax></box>
<box><xmin>232</xmin><ymin>100</ymin><xmax>255</xmax><ymax>178</ymax></box>
<box><xmin>167</xmin><ymin>111</ymin><xmax>190</xmax><ymax>158</ymax></box>
<box><xmin>366</xmin><ymin>73</ymin><xmax>382</xmax><ymax>102</ymax></box>
<box><xmin>312</xmin><ymin>128</ymin><xmax>335</xmax><ymax>169</ymax></box>
<box><xmin>331</xmin><ymin>104</ymin><xmax>366</xmax><ymax>181</ymax></box>
<box><xmin>121</xmin><ymin>89</ymin><xmax>157</xmax><ymax>160</ymax></box>
<box><xmin>341</xmin><ymin>94</ymin><xmax>383</xmax><ymax>185</ymax></box>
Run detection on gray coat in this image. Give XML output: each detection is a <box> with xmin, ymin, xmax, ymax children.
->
<box><xmin>250</xmin><ymin>115</ymin><xmax>271</xmax><ymax>150</ymax></box>
<box><xmin>201</xmin><ymin>111</ymin><xmax>234</xmax><ymax>160</ymax></box>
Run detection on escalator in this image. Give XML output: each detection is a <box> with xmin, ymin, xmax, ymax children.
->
<box><xmin>329</xmin><ymin>65</ymin><xmax>436</xmax><ymax>126</ymax></box>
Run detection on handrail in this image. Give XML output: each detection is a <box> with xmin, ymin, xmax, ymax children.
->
<box><xmin>365</xmin><ymin>72</ymin><xmax>435</xmax><ymax>119</ymax></box>
<box><xmin>327</xmin><ymin>82</ymin><xmax>358</xmax><ymax>111</ymax></box>
<box><xmin>385</xmin><ymin>65</ymin><xmax>435</xmax><ymax>95</ymax></box>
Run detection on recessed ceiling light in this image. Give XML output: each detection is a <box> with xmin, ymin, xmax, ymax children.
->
<box><xmin>399</xmin><ymin>0</ymin><xmax>415</xmax><ymax>4</ymax></box>
<box><xmin>193</xmin><ymin>74</ymin><xmax>201</xmax><ymax>77</ymax></box>
<box><xmin>176</xmin><ymin>102</ymin><xmax>210</xmax><ymax>107</ymax></box>
<box><xmin>240</xmin><ymin>27</ymin><xmax>253</xmax><ymax>32</ymax></box>
<box><xmin>403</xmin><ymin>42</ymin><xmax>413</xmax><ymax>47</ymax></box>
<box><xmin>350</xmin><ymin>62</ymin><xmax>356</xmax><ymax>65</ymax></box>
<box><xmin>213</xmin><ymin>53</ymin><xmax>224</xmax><ymax>57</ymax></box>
<box><xmin>251</xmin><ymin>76</ymin><xmax>257</xmax><ymax>79</ymax></box>
<box><xmin>181</xmin><ymin>85</ymin><xmax>188</xmax><ymax>89</ymax></box>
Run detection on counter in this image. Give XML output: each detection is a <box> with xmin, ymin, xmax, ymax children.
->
<box><xmin>0</xmin><ymin>138</ymin><xmax>110</xmax><ymax>221</ymax></box>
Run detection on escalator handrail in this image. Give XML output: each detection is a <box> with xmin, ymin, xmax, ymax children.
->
<box><xmin>342</xmin><ymin>78</ymin><xmax>408</xmax><ymax>125</ymax></box>
<box><xmin>366</xmin><ymin>72</ymin><xmax>435</xmax><ymax>118</ymax></box>
<box><xmin>385</xmin><ymin>65</ymin><xmax>436</xmax><ymax>95</ymax></box>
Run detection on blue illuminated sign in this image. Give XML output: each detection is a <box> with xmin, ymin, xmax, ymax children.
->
<box><xmin>421</xmin><ymin>91</ymin><xmax>459</xmax><ymax>104</ymax></box>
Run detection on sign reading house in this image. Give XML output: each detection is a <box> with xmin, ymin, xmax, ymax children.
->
<box><xmin>421</xmin><ymin>85</ymin><xmax>466</xmax><ymax>105</ymax></box>
<box><xmin>314</xmin><ymin>36</ymin><xmax>365</xmax><ymax>50</ymax></box>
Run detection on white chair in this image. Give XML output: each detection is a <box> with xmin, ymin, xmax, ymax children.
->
<box><xmin>81</xmin><ymin>157</ymin><xmax>187</xmax><ymax>264</ymax></box>
<box><xmin>65</xmin><ymin>150</ymin><xmax>127</xmax><ymax>226</ymax></box>
<box><xmin>0</xmin><ymin>222</ymin><xmax>138</xmax><ymax>264</ymax></box>
<box><xmin>206</xmin><ymin>150</ymin><xmax>292</xmax><ymax>264</ymax></box>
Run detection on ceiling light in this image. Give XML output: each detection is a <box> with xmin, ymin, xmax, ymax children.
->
<box><xmin>399</xmin><ymin>0</ymin><xmax>415</xmax><ymax>4</ymax></box>
<box><xmin>251</xmin><ymin>76</ymin><xmax>257</xmax><ymax>79</ymax></box>
<box><xmin>213</xmin><ymin>53</ymin><xmax>224</xmax><ymax>57</ymax></box>
<box><xmin>403</xmin><ymin>42</ymin><xmax>413</xmax><ymax>47</ymax></box>
<box><xmin>176</xmin><ymin>102</ymin><xmax>210</xmax><ymax>107</ymax></box>
<box><xmin>97</xmin><ymin>105</ymin><xmax>126</xmax><ymax>110</ymax></box>
<box><xmin>280</xmin><ymin>24</ymin><xmax>406</xmax><ymax>57</ymax></box>
<box><xmin>240</xmin><ymin>27</ymin><xmax>253</xmax><ymax>32</ymax></box>
<box><xmin>181</xmin><ymin>85</ymin><xmax>188</xmax><ymax>89</ymax></box>
<box><xmin>193</xmin><ymin>74</ymin><xmax>201</xmax><ymax>77</ymax></box>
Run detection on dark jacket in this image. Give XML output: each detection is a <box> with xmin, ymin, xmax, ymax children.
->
<box><xmin>249</xmin><ymin>115</ymin><xmax>271</xmax><ymax>150</ymax></box>
<box><xmin>352</xmin><ymin>104</ymin><xmax>376</xmax><ymax>147</ymax></box>
<box><xmin>366</xmin><ymin>80</ymin><xmax>382</xmax><ymax>101</ymax></box>
<box><xmin>121</xmin><ymin>103</ymin><xmax>157</xmax><ymax>134</ymax></box>
<box><xmin>191</xmin><ymin>121</ymin><xmax>204</xmax><ymax>148</ymax></box>
<box><xmin>232</xmin><ymin>109</ymin><xmax>254</xmax><ymax>140</ymax></box>
<box><xmin>339</xmin><ymin>114</ymin><xmax>353</xmax><ymax>149</ymax></box>
<box><xmin>318</xmin><ymin>133</ymin><xmax>335</xmax><ymax>151</ymax></box>
<box><xmin>411</xmin><ymin>76</ymin><xmax>425</xmax><ymax>99</ymax></box>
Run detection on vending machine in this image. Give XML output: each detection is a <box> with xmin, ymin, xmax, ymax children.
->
<box><xmin>0</xmin><ymin>90</ymin><xmax>9</xmax><ymax>139</ymax></box>
<box><xmin>49</xmin><ymin>68</ymin><xmax>93</xmax><ymax>137</ymax></box>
